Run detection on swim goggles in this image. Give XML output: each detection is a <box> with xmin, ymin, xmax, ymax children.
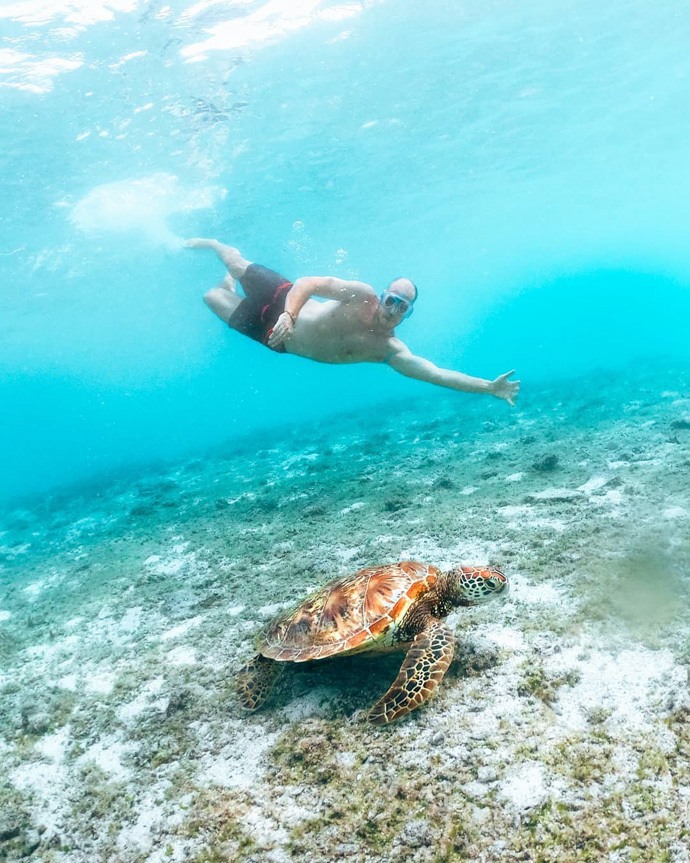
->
<box><xmin>380</xmin><ymin>291</ymin><xmax>414</xmax><ymax>319</ymax></box>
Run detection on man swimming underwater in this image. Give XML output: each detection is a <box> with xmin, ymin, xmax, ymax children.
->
<box><xmin>186</xmin><ymin>238</ymin><xmax>520</xmax><ymax>406</ymax></box>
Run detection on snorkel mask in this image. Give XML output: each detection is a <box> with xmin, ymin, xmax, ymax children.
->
<box><xmin>380</xmin><ymin>290</ymin><xmax>414</xmax><ymax>320</ymax></box>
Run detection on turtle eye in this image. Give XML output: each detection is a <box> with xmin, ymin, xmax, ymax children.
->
<box><xmin>488</xmin><ymin>574</ymin><xmax>508</xmax><ymax>594</ymax></box>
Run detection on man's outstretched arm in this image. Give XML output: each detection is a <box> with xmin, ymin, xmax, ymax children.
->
<box><xmin>386</xmin><ymin>343</ymin><xmax>520</xmax><ymax>406</ymax></box>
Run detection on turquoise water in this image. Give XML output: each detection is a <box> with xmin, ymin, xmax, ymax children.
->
<box><xmin>3</xmin><ymin>5</ymin><xmax>690</xmax><ymax>858</ymax></box>
<box><xmin>2</xmin><ymin>0</ymin><xmax>690</xmax><ymax>502</ymax></box>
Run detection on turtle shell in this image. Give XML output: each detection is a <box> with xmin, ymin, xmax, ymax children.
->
<box><xmin>260</xmin><ymin>561</ymin><xmax>440</xmax><ymax>663</ymax></box>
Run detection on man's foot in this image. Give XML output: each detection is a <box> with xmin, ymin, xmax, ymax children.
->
<box><xmin>185</xmin><ymin>238</ymin><xmax>220</xmax><ymax>251</ymax></box>
<box><xmin>185</xmin><ymin>238</ymin><xmax>251</xmax><ymax>279</ymax></box>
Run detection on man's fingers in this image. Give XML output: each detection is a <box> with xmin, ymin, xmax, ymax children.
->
<box><xmin>268</xmin><ymin>323</ymin><xmax>291</xmax><ymax>347</ymax></box>
<box><xmin>497</xmin><ymin>375</ymin><xmax>520</xmax><ymax>407</ymax></box>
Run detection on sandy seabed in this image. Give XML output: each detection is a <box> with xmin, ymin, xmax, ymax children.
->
<box><xmin>1</xmin><ymin>363</ymin><xmax>690</xmax><ymax>863</ymax></box>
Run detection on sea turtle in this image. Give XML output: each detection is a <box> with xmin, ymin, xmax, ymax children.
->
<box><xmin>236</xmin><ymin>560</ymin><xmax>508</xmax><ymax>724</ymax></box>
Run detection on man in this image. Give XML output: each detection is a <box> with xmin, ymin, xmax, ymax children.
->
<box><xmin>186</xmin><ymin>238</ymin><xmax>520</xmax><ymax>406</ymax></box>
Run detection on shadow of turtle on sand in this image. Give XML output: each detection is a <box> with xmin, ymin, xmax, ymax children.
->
<box><xmin>267</xmin><ymin>648</ymin><xmax>482</xmax><ymax>721</ymax></box>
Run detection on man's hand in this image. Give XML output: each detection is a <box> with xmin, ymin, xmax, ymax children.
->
<box><xmin>489</xmin><ymin>370</ymin><xmax>521</xmax><ymax>406</ymax></box>
<box><xmin>267</xmin><ymin>311</ymin><xmax>295</xmax><ymax>348</ymax></box>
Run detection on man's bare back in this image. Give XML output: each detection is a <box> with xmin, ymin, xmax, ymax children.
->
<box><xmin>186</xmin><ymin>238</ymin><xmax>520</xmax><ymax>406</ymax></box>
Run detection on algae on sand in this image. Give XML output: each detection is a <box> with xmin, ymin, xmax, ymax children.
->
<box><xmin>0</xmin><ymin>363</ymin><xmax>690</xmax><ymax>861</ymax></box>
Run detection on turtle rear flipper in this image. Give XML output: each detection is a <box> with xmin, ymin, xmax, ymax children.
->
<box><xmin>368</xmin><ymin>620</ymin><xmax>454</xmax><ymax>725</ymax></box>
<box><xmin>236</xmin><ymin>654</ymin><xmax>281</xmax><ymax>711</ymax></box>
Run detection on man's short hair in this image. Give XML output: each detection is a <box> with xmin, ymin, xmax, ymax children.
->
<box><xmin>388</xmin><ymin>277</ymin><xmax>418</xmax><ymax>302</ymax></box>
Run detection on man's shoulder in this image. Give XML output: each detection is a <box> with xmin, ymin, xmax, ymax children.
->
<box><xmin>380</xmin><ymin>336</ymin><xmax>410</xmax><ymax>362</ymax></box>
<box><xmin>339</xmin><ymin>278</ymin><xmax>377</xmax><ymax>298</ymax></box>
<box><xmin>302</xmin><ymin>276</ymin><xmax>377</xmax><ymax>303</ymax></box>
<box><xmin>386</xmin><ymin>335</ymin><xmax>408</xmax><ymax>351</ymax></box>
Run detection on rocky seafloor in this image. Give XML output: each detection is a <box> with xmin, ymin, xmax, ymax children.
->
<box><xmin>1</xmin><ymin>363</ymin><xmax>690</xmax><ymax>863</ymax></box>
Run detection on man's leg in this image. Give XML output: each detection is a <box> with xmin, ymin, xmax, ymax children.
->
<box><xmin>186</xmin><ymin>239</ymin><xmax>253</xmax><ymax>326</ymax></box>
<box><xmin>203</xmin><ymin>275</ymin><xmax>242</xmax><ymax>326</ymax></box>
<box><xmin>185</xmin><ymin>238</ymin><xmax>252</xmax><ymax>279</ymax></box>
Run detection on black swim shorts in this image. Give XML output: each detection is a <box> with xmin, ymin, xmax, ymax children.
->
<box><xmin>228</xmin><ymin>263</ymin><xmax>293</xmax><ymax>352</ymax></box>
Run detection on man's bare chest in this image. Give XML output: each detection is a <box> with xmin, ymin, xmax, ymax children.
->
<box><xmin>297</xmin><ymin>313</ymin><xmax>388</xmax><ymax>363</ymax></box>
<box><xmin>329</xmin><ymin>331</ymin><xmax>387</xmax><ymax>361</ymax></box>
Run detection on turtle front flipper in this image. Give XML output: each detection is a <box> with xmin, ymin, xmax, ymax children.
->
<box><xmin>368</xmin><ymin>620</ymin><xmax>454</xmax><ymax>725</ymax></box>
<box><xmin>236</xmin><ymin>654</ymin><xmax>282</xmax><ymax>711</ymax></box>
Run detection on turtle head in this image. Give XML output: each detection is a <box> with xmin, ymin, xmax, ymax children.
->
<box><xmin>447</xmin><ymin>565</ymin><xmax>509</xmax><ymax>606</ymax></box>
